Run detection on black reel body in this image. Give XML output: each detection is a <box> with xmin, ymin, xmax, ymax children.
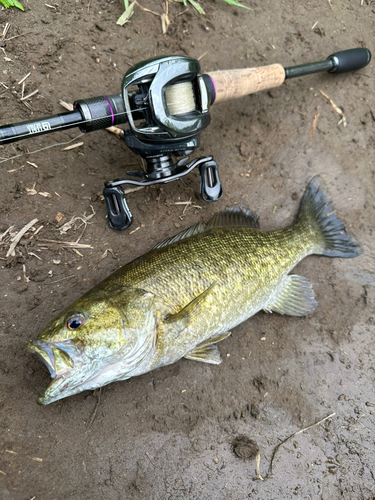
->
<box><xmin>103</xmin><ymin>55</ymin><xmax>222</xmax><ymax>230</ymax></box>
<box><xmin>123</xmin><ymin>55</ymin><xmax>211</xmax><ymax>142</ymax></box>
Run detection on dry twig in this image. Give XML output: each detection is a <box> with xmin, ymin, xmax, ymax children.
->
<box><xmin>97</xmin><ymin>248</ymin><xmax>116</xmax><ymax>263</ymax></box>
<box><xmin>18</xmin><ymin>72</ymin><xmax>31</xmax><ymax>85</ymax></box>
<box><xmin>198</xmin><ymin>51</ymin><xmax>208</xmax><ymax>61</ymax></box>
<box><xmin>146</xmin><ymin>451</ymin><xmax>157</xmax><ymax>466</ymax></box>
<box><xmin>87</xmin><ymin>388</ymin><xmax>103</xmax><ymax>429</ymax></box>
<box><xmin>0</xmin><ymin>226</ymin><xmax>14</xmax><ymax>244</ymax></box>
<box><xmin>6</xmin><ymin>219</ymin><xmax>38</xmax><ymax>257</ymax></box>
<box><xmin>37</xmin><ymin>239</ymin><xmax>92</xmax><ymax>249</ymax></box>
<box><xmin>0</xmin><ymin>23</ymin><xmax>10</xmax><ymax>42</ymax></box>
<box><xmin>124</xmin><ymin>185</ymin><xmax>146</xmax><ymax>194</ymax></box>
<box><xmin>20</xmin><ymin>88</ymin><xmax>39</xmax><ymax>101</ymax></box>
<box><xmin>318</xmin><ymin>89</ymin><xmax>347</xmax><ymax>127</ymax></box>
<box><xmin>50</xmin><ymin>275</ymin><xmax>76</xmax><ymax>284</ymax></box>
<box><xmin>309</xmin><ymin>106</ymin><xmax>320</xmax><ymax>139</ymax></box>
<box><xmin>254</xmin><ymin>412</ymin><xmax>336</xmax><ymax>481</ymax></box>
<box><xmin>62</xmin><ymin>142</ymin><xmax>84</xmax><ymax>151</ymax></box>
<box><xmin>58</xmin><ymin>206</ymin><xmax>95</xmax><ymax>235</ymax></box>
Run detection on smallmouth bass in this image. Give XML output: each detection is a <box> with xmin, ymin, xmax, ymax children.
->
<box><xmin>27</xmin><ymin>177</ymin><xmax>362</xmax><ymax>405</ymax></box>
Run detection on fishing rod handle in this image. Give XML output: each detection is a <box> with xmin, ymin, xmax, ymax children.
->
<box><xmin>205</xmin><ymin>48</ymin><xmax>371</xmax><ymax>104</ymax></box>
<box><xmin>205</xmin><ymin>64</ymin><xmax>285</xmax><ymax>104</ymax></box>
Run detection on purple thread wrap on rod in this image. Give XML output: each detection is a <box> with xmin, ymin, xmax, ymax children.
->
<box><xmin>103</xmin><ymin>95</ymin><xmax>115</xmax><ymax>126</ymax></box>
<box><xmin>209</xmin><ymin>76</ymin><xmax>216</xmax><ymax>103</ymax></box>
<box><xmin>202</xmin><ymin>74</ymin><xmax>217</xmax><ymax>105</ymax></box>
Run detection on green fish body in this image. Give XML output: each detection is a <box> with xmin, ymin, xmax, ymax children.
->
<box><xmin>28</xmin><ymin>178</ymin><xmax>362</xmax><ymax>405</ymax></box>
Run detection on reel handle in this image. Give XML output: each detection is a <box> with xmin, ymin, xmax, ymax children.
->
<box><xmin>206</xmin><ymin>47</ymin><xmax>371</xmax><ymax>104</ymax></box>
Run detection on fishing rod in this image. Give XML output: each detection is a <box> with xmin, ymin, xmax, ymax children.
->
<box><xmin>0</xmin><ymin>48</ymin><xmax>371</xmax><ymax>230</ymax></box>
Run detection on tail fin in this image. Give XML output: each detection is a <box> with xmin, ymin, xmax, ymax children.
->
<box><xmin>298</xmin><ymin>177</ymin><xmax>362</xmax><ymax>258</ymax></box>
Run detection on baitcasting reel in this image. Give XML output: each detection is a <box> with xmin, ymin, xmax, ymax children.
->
<box><xmin>102</xmin><ymin>56</ymin><xmax>221</xmax><ymax>230</ymax></box>
<box><xmin>0</xmin><ymin>48</ymin><xmax>371</xmax><ymax>230</ymax></box>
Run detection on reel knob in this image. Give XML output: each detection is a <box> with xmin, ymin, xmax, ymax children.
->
<box><xmin>103</xmin><ymin>185</ymin><xmax>133</xmax><ymax>230</ymax></box>
<box><xmin>199</xmin><ymin>160</ymin><xmax>223</xmax><ymax>202</ymax></box>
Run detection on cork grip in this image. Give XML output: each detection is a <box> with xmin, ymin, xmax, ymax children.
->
<box><xmin>207</xmin><ymin>63</ymin><xmax>285</xmax><ymax>104</ymax></box>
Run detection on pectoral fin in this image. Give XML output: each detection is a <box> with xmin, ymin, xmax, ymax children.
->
<box><xmin>164</xmin><ymin>283</ymin><xmax>216</xmax><ymax>330</ymax></box>
<box><xmin>184</xmin><ymin>331</ymin><xmax>231</xmax><ymax>365</ymax></box>
<box><xmin>264</xmin><ymin>275</ymin><xmax>317</xmax><ymax>316</ymax></box>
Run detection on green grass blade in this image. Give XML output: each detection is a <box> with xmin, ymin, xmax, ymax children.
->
<box><xmin>116</xmin><ymin>0</ymin><xmax>136</xmax><ymax>25</ymax></box>
<box><xmin>0</xmin><ymin>0</ymin><xmax>25</xmax><ymax>10</ymax></box>
<box><xmin>187</xmin><ymin>0</ymin><xmax>205</xmax><ymax>15</ymax></box>
<box><xmin>221</xmin><ymin>0</ymin><xmax>252</xmax><ymax>9</ymax></box>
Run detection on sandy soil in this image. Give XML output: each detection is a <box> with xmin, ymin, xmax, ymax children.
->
<box><xmin>0</xmin><ymin>1</ymin><xmax>374</xmax><ymax>499</ymax></box>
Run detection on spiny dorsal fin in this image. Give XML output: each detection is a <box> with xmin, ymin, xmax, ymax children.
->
<box><xmin>154</xmin><ymin>205</ymin><xmax>258</xmax><ymax>250</ymax></box>
<box><xmin>184</xmin><ymin>344</ymin><xmax>222</xmax><ymax>365</ymax></box>
<box><xmin>207</xmin><ymin>205</ymin><xmax>259</xmax><ymax>230</ymax></box>
<box><xmin>153</xmin><ymin>222</ymin><xmax>207</xmax><ymax>249</ymax></box>
<box><xmin>264</xmin><ymin>275</ymin><xmax>317</xmax><ymax>317</ymax></box>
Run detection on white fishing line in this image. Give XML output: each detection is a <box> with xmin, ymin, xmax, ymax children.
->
<box><xmin>165</xmin><ymin>81</ymin><xmax>196</xmax><ymax>116</ymax></box>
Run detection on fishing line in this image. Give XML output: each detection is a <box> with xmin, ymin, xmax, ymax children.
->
<box><xmin>0</xmin><ymin>133</ymin><xmax>85</xmax><ymax>164</ymax></box>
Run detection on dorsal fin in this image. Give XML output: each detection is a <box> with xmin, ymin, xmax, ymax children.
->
<box><xmin>153</xmin><ymin>222</ymin><xmax>207</xmax><ymax>249</ymax></box>
<box><xmin>206</xmin><ymin>205</ymin><xmax>260</xmax><ymax>230</ymax></box>
<box><xmin>153</xmin><ymin>205</ymin><xmax>259</xmax><ymax>250</ymax></box>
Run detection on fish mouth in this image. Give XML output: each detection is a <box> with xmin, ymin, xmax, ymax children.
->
<box><xmin>27</xmin><ymin>340</ymin><xmax>76</xmax><ymax>405</ymax></box>
<box><xmin>27</xmin><ymin>340</ymin><xmax>74</xmax><ymax>378</ymax></box>
<box><xmin>27</xmin><ymin>340</ymin><xmax>112</xmax><ymax>405</ymax></box>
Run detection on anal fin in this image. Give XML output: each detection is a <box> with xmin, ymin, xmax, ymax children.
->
<box><xmin>264</xmin><ymin>275</ymin><xmax>317</xmax><ymax>317</ymax></box>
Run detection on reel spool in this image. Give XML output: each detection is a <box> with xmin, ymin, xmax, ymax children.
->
<box><xmin>165</xmin><ymin>82</ymin><xmax>196</xmax><ymax>116</ymax></box>
<box><xmin>0</xmin><ymin>48</ymin><xmax>371</xmax><ymax>231</ymax></box>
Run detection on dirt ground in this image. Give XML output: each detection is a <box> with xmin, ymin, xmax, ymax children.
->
<box><xmin>0</xmin><ymin>0</ymin><xmax>374</xmax><ymax>499</ymax></box>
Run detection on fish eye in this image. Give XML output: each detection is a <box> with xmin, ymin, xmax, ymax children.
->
<box><xmin>66</xmin><ymin>314</ymin><xmax>85</xmax><ymax>330</ymax></box>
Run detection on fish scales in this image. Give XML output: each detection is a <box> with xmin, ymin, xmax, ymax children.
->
<box><xmin>104</xmin><ymin>225</ymin><xmax>313</xmax><ymax>308</ymax></box>
<box><xmin>27</xmin><ymin>178</ymin><xmax>362</xmax><ymax>404</ymax></box>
